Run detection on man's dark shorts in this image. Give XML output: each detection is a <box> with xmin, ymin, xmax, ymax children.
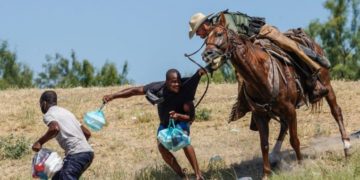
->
<box><xmin>52</xmin><ymin>151</ymin><xmax>94</xmax><ymax>180</ymax></box>
<box><xmin>157</xmin><ymin>121</ymin><xmax>190</xmax><ymax>136</ymax></box>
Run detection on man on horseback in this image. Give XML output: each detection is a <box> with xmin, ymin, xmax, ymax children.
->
<box><xmin>202</xmin><ymin>13</ymin><xmax>351</xmax><ymax>177</ymax></box>
<box><xmin>189</xmin><ymin>10</ymin><xmax>330</xmax><ymax>129</ymax></box>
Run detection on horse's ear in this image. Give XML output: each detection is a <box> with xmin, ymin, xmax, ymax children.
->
<box><xmin>218</xmin><ymin>13</ymin><xmax>226</xmax><ymax>27</ymax></box>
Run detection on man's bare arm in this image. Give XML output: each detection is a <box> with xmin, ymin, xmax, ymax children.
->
<box><xmin>103</xmin><ymin>86</ymin><xmax>145</xmax><ymax>103</ymax></box>
<box><xmin>32</xmin><ymin>121</ymin><xmax>60</xmax><ymax>152</ymax></box>
<box><xmin>81</xmin><ymin>125</ymin><xmax>91</xmax><ymax>140</ymax></box>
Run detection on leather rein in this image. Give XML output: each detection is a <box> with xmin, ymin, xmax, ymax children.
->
<box><xmin>184</xmin><ymin>42</ymin><xmax>210</xmax><ymax>108</ymax></box>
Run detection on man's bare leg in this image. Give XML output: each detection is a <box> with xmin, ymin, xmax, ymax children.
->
<box><xmin>183</xmin><ymin>145</ymin><xmax>203</xmax><ymax>180</ymax></box>
<box><xmin>158</xmin><ymin>143</ymin><xmax>187</xmax><ymax>179</ymax></box>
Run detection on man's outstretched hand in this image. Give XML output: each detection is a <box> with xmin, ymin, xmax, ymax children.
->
<box><xmin>103</xmin><ymin>94</ymin><xmax>114</xmax><ymax>103</ymax></box>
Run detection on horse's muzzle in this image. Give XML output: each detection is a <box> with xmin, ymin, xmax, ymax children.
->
<box><xmin>202</xmin><ymin>49</ymin><xmax>222</xmax><ymax>63</ymax></box>
<box><xmin>202</xmin><ymin>49</ymin><xmax>226</xmax><ymax>70</ymax></box>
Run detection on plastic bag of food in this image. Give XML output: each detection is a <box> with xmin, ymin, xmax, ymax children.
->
<box><xmin>32</xmin><ymin>148</ymin><xmax>63</xmax><ymax>179</ymax></box>
<box><xmin>157</xmin><ymin>119</ymin><xmax>191</xmax><ymax>151</ymax></box>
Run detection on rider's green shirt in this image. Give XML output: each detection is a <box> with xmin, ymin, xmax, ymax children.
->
<box><xmin>210</xmin><ymin>11</ymin><xmax>265</xmax><ymax>37</ymax></box>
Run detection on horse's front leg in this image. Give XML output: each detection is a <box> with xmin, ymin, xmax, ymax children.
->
<box><xmin>254</xmin><ymin>112</ymin><xmax>271</xmax><ymax>178</ymax></box>
<box><xmin>321</xmin><ymin>70</ymin><xmax>350</xmax><ymax>157</ymax></box>
<box><xmin>325</xmin><ymin>83</ymin><xmax>351</xmax><ymax>157</ymax></box>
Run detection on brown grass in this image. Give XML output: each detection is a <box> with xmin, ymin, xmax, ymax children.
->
<box><xmin>0</xmin><ymin>80</ymin><xmax>359</xmax><ymax>179</ymax></box>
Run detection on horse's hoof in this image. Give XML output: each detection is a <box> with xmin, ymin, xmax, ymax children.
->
<box><xmin>344</xmin><ymin>148</ymin><xmax>351</xmax><ymax>158</ymax></box>
<box><xmin>343</xmin><ymin>139</ymin><xmax>351</xmax><ymax>158</ymax></box>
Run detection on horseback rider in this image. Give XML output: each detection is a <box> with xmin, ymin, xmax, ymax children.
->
<box><xmin>189</xmin><ymin>10</ymin><xmax>330</xmax><ymax>128</ymax></box>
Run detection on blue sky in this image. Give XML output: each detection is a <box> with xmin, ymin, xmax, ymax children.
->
<box><xmin>0</xmin><ymin>0</ymin><xmax>328</xmax><ymax>84</ymax></box>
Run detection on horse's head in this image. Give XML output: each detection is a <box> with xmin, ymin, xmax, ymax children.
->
<box><xmin>202</xmin><ymin>13</ymin><xmax>234</xmax><ymax>70</ymax></box>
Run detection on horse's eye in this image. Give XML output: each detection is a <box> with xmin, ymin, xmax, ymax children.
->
<box><xmin>216</xmin><ymin>32</ymin><xmax>222</xmax><ymax>37</ymax></box>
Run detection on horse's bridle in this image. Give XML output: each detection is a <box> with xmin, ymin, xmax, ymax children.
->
<box><xmin>203</xmin><ymin>25</ymin><xmax>238</xmax><ymax>66</ymax></box>
<box><xmin>183</xmin><ymin>26</ymin><xmax>239</xmax><ymax>108</ymax></box>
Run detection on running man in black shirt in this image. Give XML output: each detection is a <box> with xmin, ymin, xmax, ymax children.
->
<box><xmin>103</xmin><ymin>68</ymin><xmax>206</xmax><ymax>180</ymax></box>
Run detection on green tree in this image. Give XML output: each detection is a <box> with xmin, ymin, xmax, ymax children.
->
<box><xmin>118</xmin><ymin>61</ymin><xmax>131</xmax><ymax>85</ymax></box>
<box><xmin>307</xmin><ymin>0</ymin><xmax>360</xmax><ymax>80</ymax></box>
<box><xmin>95</xmin><ymin>62</ymin><xmax>121</xmax><ymax>86</ymax></box>
<box><xmin>0</xmin><ymin>42</ymin><xmax>33</xmax><ymax>89</ymax></box>
<box><xmin>36</xmin><ymin>51</ymin><xmax>131</xmax><ymax>88</ymax></box>
<box><xmin>81</xmin><ymin>59</ymin><xmax>95</xmax><ymax>87</ymax></box>
<box><xmin>35</xmin><ymin>54</ymin><xmax>67</xmax><ymax>88</ymax></box>
<box><xmin>59</xmin><ymin>50</ymin><xmax>82</xmax><ymax>87</ymax></box>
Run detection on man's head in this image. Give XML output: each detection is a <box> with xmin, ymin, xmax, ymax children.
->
<box><xmin>165</xmin><ymin>69</ymin><xmax>181</xmax><ymax>93</ymax></box>
<box><xmin>189</xmin><ymin>12</ymin><xmax>213</xmax><ymax>39</ymax></box>
<box><xmin>39</xmin><ymin>90</ymin><xmax>57</xmax><ymax>114</ymax></box>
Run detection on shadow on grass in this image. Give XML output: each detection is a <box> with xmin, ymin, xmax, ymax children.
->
<box><xmin>229</xmin><ymin>150</ymin><xmax>317</xmax><ymax>180</ymax></box>
<box><xmin>134</xmin><ymin>150</ymin><xmax>316</xmax><ymax>180</ymax></box>
<box><xmin>135</xmin><ymin>165</ymin><xmax>178</xmax><ymax>180</ymax></box>
<box><xmin>134</xmin><ymin>159</ymin><xmax>238</xmax><ymax>180</ymax></box>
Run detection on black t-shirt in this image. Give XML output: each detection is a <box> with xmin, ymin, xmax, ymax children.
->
<box><xmin>143</xmin><ymin>72</ymin><xmax>201</xmax><ymax>125</ymax></box>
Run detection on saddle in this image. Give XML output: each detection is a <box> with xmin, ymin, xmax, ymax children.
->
<box><xmin>254</xmin><ymin>28</ymin><xmax>328</xmax><ymax>72</ymax></box>
<box><xmin>254</xmin><ymin>28</ymin><xmax>330</xmax><ymax>80</ymax></box>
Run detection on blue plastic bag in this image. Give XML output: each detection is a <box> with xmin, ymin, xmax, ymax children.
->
<box><xmin>84</xmin><ymin>103</ymin><xmax>106</xmax><ymax>131</ymax></box>
<box><xmin>157</xmin><ymin>119</ymin><xmax>191</xmax><ymax>151</ymax></box>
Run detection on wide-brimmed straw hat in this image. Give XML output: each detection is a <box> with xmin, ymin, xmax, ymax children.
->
<box><xmin>188</xmin><ymin>12</ymin><xmax>213</xmax><ymax>39</ymax></box>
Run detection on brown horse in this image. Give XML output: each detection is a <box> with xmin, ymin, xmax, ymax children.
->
<box><xmin>202</xmin><ymin>13</ymin><xmax>350</xmax><ymax>178</ymax></box>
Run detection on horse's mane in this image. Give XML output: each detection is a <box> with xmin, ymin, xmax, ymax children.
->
<box><xmin>228</xmin><ymin>31</ymin><xmax>268</xmax><ymax>63</ymax></box>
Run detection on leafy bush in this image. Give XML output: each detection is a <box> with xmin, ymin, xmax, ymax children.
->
<box><xmin>0</xmin><ymin>134</ymin><xmax>30</xmax><ymax>159</ymax></box>
<box><xmin>196</xmin><ymin>108</ymin><xmax>212</xmax><ymax>121</ymax></box>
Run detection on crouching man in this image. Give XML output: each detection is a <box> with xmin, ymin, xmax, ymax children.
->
<box><xmin>32</xmin><ymin>90</ymin><xmax>94</xmax><ymax>180</ymax></box>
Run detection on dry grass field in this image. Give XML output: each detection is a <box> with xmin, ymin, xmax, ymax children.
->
<box><xmin>0</xmin><ymin>80</ymin><xmax>360</xmax><ymax>180</ymax></box>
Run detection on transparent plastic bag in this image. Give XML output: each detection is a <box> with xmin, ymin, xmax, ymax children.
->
<box><xmin>84</xmin><ymin>103</ymin><xmax>106</xmax><ymax>131</ymax></box>
<box><xmin>32</xmin><ymin>148</ymin><xmax>63</xmax><ymax>179</ymax></box>
<box><xmin>84</xmin><ymin>110</ymin><xmax>106</xmax><ymax>131</ymax></box>
<box><xmin>157</xmin><ymin>119</ymin><xmax>191</xmax><ymax>151</ymax></box>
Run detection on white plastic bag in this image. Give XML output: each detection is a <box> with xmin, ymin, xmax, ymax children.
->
<box><xmin>32</xmin><ymin>148</ymin><xmax>63</xmax><ymax>179</ymax></box>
